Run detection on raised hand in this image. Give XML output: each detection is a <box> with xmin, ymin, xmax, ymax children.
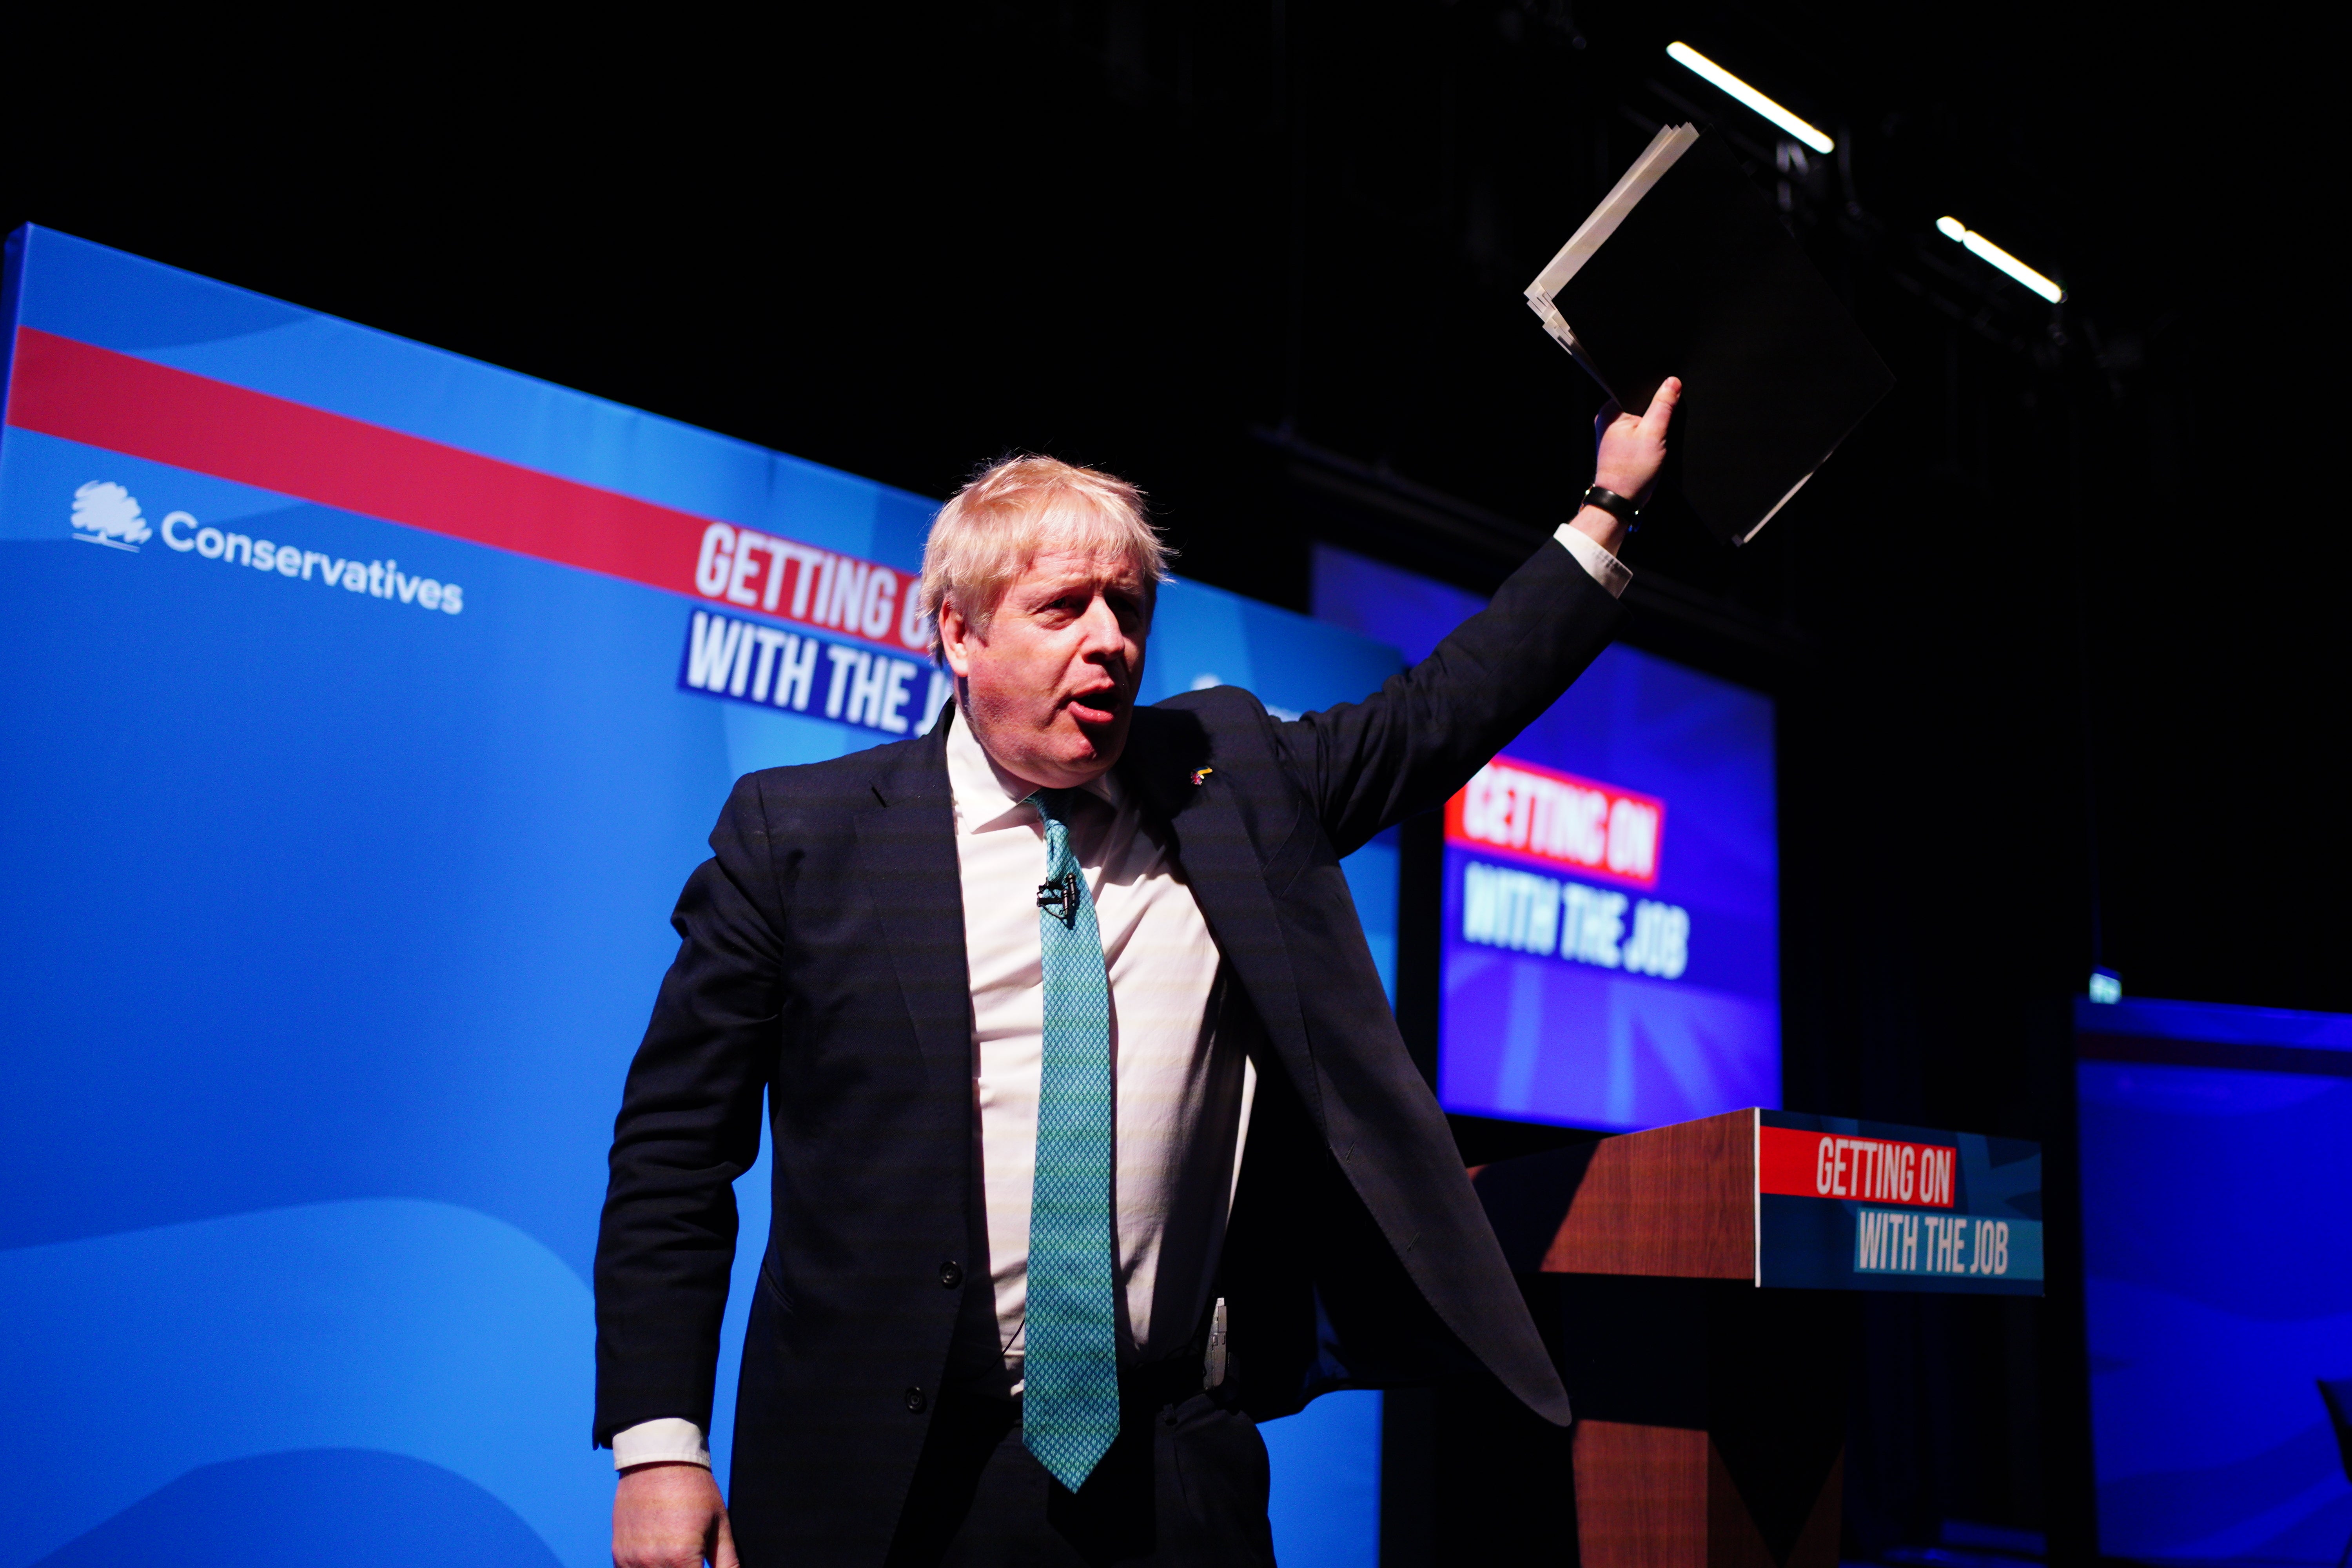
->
<box><xmin>1593</xmin><ymin>376</ymin><xmax>1681</xmax><ymax>509</ymax></box>
<box><xmin>1569</xmin><ymin>376</ymin><xmax>1682</xmax><ymax>557</ymax></box>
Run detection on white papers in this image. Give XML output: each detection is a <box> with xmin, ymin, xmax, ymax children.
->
<box><xmin>1521</xmin><ymin>124</ymin><xmax>1701</xmax><ymax>389</ymax></box>
<box><xmin>1525</xmin><ymin>122</ymin><xmax>1699</xmax><ymax>307</ymax></box>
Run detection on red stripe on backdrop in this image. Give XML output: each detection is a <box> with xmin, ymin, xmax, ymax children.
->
<box><xmin>3</xmin><ymin>326</ymin><xmax>918</xmax><ymax>650</ymax></box>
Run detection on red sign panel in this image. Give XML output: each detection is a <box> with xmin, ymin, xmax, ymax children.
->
<box><xmin>1444</xmin><ymin>755</ymin><xmax>1665</xmax><ymax>887</ymax></box>
<box><xmin>1759</xmin><ymin>1125</ymin><xmax>1958</xmax><ymax>1209</ymax></box>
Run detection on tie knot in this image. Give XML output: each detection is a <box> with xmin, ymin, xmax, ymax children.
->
<box><xmin>1027</xmin><ymin>788</ymin><xmax>1078</xmax><ymax>826</ymax></box>
<box><xmin>1030</xmin><ymin>789</ymin><xmax>1114</xmax><ymax>850</ymax></box>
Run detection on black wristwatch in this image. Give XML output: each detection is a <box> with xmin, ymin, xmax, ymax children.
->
<box><xmin>1579</xmin><ymin>484</ymin><xmax>1641</xmax><ymax>531</ymax></box>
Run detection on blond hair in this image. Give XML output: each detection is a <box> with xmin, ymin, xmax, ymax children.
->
<box><xmin>918</xmin><ymin>455</ymin><xmax>1171</xmax><ymax>661</ymax></box>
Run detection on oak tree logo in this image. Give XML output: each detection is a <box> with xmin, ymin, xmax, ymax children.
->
<box><xmin>71</xmin><ymin>481</ymin><xmax>153</xmax><ymax>552</ymax></box>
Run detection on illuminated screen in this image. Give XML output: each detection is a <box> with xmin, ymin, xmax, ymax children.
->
<box><xmin>2077</xmin><ymin>997</ymin><xmax>2352</xmax><ymax>1561</ymax></box>
<box><xmin>1312</xmin><ymin>544</ymin><xmax>1779</xmax><ymax>1131</ymax></box>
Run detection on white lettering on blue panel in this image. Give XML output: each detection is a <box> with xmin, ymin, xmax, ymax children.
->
<box><xmin>1461</xmin><ymin>862</ymin><xmax>1562</xmax><ymax>955</ymax></box>
<box><xmin>1852</xmin><ymin>1207</ymin><xmax>2042</xmax><ymax>1282</ymax></box>
<box><xmin>679</xmin><ymin>608</ymin><xmax>937</xmax><ymax>739</ymax></box>
<box><xmin>1462</xmin><ymin>858</ymin><xmax>1677</xmax><ymax>976</ymax></box>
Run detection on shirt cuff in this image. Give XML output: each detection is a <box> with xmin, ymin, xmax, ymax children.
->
<box><xmin>1553</xmin><ymin>522</ymin><xmax>1632</xmax><ymax>599</ymax></box>
<box><xmin>612</xmin><ymin>1417</ymin><xmax>711</xmax><ymax>1471</ymax></box>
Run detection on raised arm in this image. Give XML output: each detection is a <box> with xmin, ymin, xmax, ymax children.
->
<box><xmin>1279</xmin><ymin>379</ymin><xmax>1678</xmax><ymax>856</ymax></box>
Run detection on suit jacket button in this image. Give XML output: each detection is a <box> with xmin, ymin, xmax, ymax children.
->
<box><xmin>904</xmin><ymin>1386</ymin><xmax>928</xmax><ymax>1414</ymax></box>
<box><xmin>939</xmin><ymin>1261</ymin><xmax>964</xmax><ymax>1289</ymax></box>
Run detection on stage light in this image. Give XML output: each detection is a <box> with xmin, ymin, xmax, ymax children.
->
<box><xmin>1935</xmin><ymin>216</ymin><xmax>2067</xmax><ymax>303</ymax></box>
<box><xmin>1666</xmin><ymin>42</ymin><xmax>1835</xmax><ymax>155</ymax></box>
<box><xmin>2088</xmin><ymin>969</ymin><xmax>2122</xmax><ymax>1004</ymax></box>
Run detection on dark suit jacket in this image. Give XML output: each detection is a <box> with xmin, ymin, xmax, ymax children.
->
<box><xmin>593</xmin><ymin>539</ymin><xmax>1622</xmax><ymax>1562</ymax></box>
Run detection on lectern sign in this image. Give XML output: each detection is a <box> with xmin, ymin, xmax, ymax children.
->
<box><xmin>1757</xmin><ymin>1125</ymin><xmax>1956</xmax><ymax>1208</ymax></box>
<box><xmin>1754</xmin><ymin>1111</ymin><xmax>2043</xmax><ymax>1294</ymax></box>
<box><xmin>1468</xmin><ymin>1106</ymin><xmax>2038</xmax><ymax>1296</ymax></box>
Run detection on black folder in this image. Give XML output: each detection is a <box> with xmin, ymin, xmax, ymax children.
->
<box><xmin>1526</xmin><ymin>126</ymin><xmax>1894</xmax><ymax>544</ymax></box>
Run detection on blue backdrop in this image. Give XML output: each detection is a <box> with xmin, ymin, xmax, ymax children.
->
<box><xmin>0</xmin><ymin>226</ymin><xmax>1394</xmax><ymax>1568</ymax></box>
<box><xmin>2078</xmin><ymin>996</ymin><xmax>2352</xmax><ymax>1561</ymax></box>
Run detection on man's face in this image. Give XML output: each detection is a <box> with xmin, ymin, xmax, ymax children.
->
<box><xmin>939</xmin><ymin>546</ymin><xmax>1149</xmax><ymax>790</ymax></box>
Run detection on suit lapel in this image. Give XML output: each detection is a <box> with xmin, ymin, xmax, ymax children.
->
<box><xmin>852</xmin><ymin>714</ymin><xmax>973</xmax><ymax>1094</ymax></box>
<box><xmin>1120</xmin><ymin>709</ymin><xmax>1322</xmax><ymax>1127</ymax></box>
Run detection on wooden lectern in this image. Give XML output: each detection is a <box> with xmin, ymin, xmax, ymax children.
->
<box><xmin>1470</xmin><ymin>1108</ymin><xmax>2042</xmax><ymax>1568</ymax></box>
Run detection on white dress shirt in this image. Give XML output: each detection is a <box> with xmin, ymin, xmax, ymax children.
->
<box><xmin>944</xmin><ymin>702</ymin><xmax>1253</xmax><ymax>1393</ymax></box>
<box><xmin>612</xmin><ymin>525</ymin><xmax>1624</xmax><ymax>1468</ymax></box>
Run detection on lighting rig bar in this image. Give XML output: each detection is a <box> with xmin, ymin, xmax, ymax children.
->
<box><xmin>1935</xmin><ymin>216</ymin><xmax>2067</xmax><ymax>303</ymax></box>
<box><xmin>1666</xmin><ymin>44</ymin><xmax>2067</xmax><ymax>308</ymax></box>
<box><xmin>1666</xmin><ymin>42</ymin><xmax>1833</xmax><ymax>154</ymax></box>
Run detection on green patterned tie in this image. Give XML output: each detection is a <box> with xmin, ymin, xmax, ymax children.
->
<box><xmin>1021</xmin><ymin>788</ymin><xmax>1121</xmax><ymax>1491</ymax></box>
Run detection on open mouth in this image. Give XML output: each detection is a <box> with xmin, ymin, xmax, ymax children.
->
<box><xmin>1065</xmin><ymin>686</ymin><xmax>1127</xmax><ymax>725</ymax></box>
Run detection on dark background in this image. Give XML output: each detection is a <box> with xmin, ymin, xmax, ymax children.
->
<box><xmin>5</xmin><ymin>3</ymin><xmax>2335</xmax><ymax>1559</ymax></box>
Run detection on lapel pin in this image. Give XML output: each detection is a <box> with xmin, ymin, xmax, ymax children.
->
<box><xmin>1191</xmin><ymin>767</ymin><xmax>1214</xmax><ymax>786</ymax></box>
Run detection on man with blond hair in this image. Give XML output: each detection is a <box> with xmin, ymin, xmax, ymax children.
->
<box><xmin>597</xmin><ymin>381</ymin><xmax>1680</xmax><ymax>1566</ymax></box>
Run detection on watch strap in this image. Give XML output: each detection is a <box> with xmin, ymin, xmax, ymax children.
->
<box><xmin>1579</xmin><ymin>484</ymin><xmax>1641</xmax><ymax>529</ymax></box>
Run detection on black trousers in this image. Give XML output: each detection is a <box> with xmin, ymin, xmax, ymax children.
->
<box><xmin>882</xmin><ymin>1363</ymin><xmax>1277</xmax><ymax>1568</ymax></box>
